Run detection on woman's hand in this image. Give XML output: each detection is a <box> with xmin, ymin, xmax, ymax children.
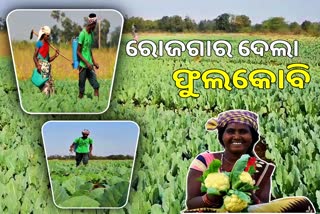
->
<box><xmin>250</xmin><ymin>191</ymin><xmax>261</xmax><ymax>204</ymax></box>
<box><xmin>37</xmin><ymin>63</ymin><xmax>41</xmax><ymax>73</ymax></box>
<box><xmin>55</xmin><ymin>49</ymin><xmax>60</xmax><ymax>58</ymax></box>
<box><xmin>206</xmin><ymin>194</ymin><xmax>224</xmax><ymax>207</ymax></box>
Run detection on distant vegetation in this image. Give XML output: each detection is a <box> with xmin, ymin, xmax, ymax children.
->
<box><xmin>123</xmin><ymin>13</ymin><xmax>320</xmax><ymax>36</ymax></box>
<box><xmin>49</xmin><ymin>11</ymin><xmax>120</xmax><ymax>48</ymax></box>
<box><xmin>0</xmin><ymin>17</ymin><xmax>6</xmax><ymax>31</ymax></box>
<box><xmin>2</xmin><ymin>12</ymin><xmax>319</xmax><ymax>40</ymax></box>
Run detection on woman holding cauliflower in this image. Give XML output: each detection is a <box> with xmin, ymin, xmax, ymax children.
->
<box><xmin>185</xmin><ymin>110</ymin><xmax>315</xmax><ymax>213</ymax></box>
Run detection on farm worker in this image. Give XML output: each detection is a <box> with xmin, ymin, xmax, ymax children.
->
<box><xmin>69</xmin><ymin>129</ymin><xmax>93</xmax><ymax>167</ymax></box>
<box><xmin>184</xmin><ymin>110</ymin><xmax>315</xmax><ymax>213</ymax></box>
<box><xmin>77</xmin><ymin>13</ymin><xmax>100</xmax><ymax>99</ymax></box>
<box><xmin>132</xmin><ymin>24</ymin><xmax>138</xmax><ymax>42</ymax></box>
<box><xmin>33</xmin><ymin>25</ymin><xmax>59</xmax><ymax>95</ymax></box>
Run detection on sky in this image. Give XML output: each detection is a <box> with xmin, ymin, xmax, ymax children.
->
<box><xmin>6</xmin><ymin>10</ymin><xmax>123</xmax><ymax>41</ymax></box>
<box><xmin>42</xmin><ymin>121</ymin><xmax>139</xmax><ymax>157</ymax></box>
<box><xmin>1</xmin><ymin>0</ymin><xmax>320</xmax><ymax>25</ymax></box>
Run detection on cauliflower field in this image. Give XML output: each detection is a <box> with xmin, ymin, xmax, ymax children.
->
<box><xmin>48</xmin><ymin>160</ymin><xmax>132</xmax><ymax>208</ymax></box>
<box><xmin>18</xmin><ymin>79</ymin><xmax>112</xmax><ymax>113</ymax></box>
<box><xmin>1</xmin><ymin>33</ymin><xmax>320</xmax><ymax>213</ymax></box>
<box><xmin>10</xmin><ymin>42</ymin><xmax>116</xmax><ymax>113</ymax></box>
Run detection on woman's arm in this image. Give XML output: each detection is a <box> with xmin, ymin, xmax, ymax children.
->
<box><xmin>186</xmin><ymin>168</ymin><xmax>223</xmax><ymax>209</ymax></box>
<box><xmin>48</xmin><ymin>49</ymin><xmax>59</xmax><ymax>62</ymax></box>
<box><xmin>254</xmin><ymin>173</ymin><xmax>271</xmax><ymax>203</ymax></box>
<box><xmin>33</xmin><ymin>47</ymin><xmax>41</xmax><ymax>73</ymax></box>
<box><xmin>254</xmin><ymin>163</ymin><xmax>275</xmax><ymax>203</ymax></box>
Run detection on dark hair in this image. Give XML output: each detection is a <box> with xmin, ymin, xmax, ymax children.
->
<box><xmin>218</xmin><ymin>126</ymin><xmax>259</xmax><ymax>155</ymax></box>
<box><xmin>89</xmin><ymin>13</ymin><xmax>96</xmax><ymax>18</ymax></box>
<box><xmin>40</xmin><ymin>34</ymin><xmax>45</xmax><ymax>40</ymax></box>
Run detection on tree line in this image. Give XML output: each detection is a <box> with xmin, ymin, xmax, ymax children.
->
<box><xmin>0</xmin><ymin>11</ymin><xmax>121</xmax><ymax>48</ymax></box>
<box><xmin>1</xmin><ymin>12</ymin><xmax>319</xmax><ymax>36</ymax></box>
<box><xmin>48</xmin><ymin>154</ymin><xmax>134</xmax><ymax>160</ymax></box>
<box><xmin>50</xmin><ymin>11</ymin><xmax>120</xmax><ymax>47</ymax></box>
<box><xmin>123</xmin><ymin>13</ymin><xmax>320</xmax><ymax>36</ymax></box>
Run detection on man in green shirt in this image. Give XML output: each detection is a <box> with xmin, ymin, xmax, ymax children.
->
<box><xmin>77</xmin><ymin>13</ymin><xmax>100</xmax><ymax>99</ymax></box>
<box><xmin>69</xmin><ymin>129</ymin><xmax>93</xmax><ymax>167</ymax></box>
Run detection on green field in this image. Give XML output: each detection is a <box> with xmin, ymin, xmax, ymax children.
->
<box><xmin>19</xmin><ymin>79</ymin><xmax>112</xmax><ymax>113</ymax></box>
<box><xmin>10</xmin><ymin>41</ymin><xmax>117</xmax><ymax>113</ymax></box>
<box><xmin>48</xmin><ymin>160</ymin><xmax>132</xmax><ymax>208</ymax></box>
<box><xmin>1</xmin><ymin>33</ymin><xmax>320</xmax><ymax>213</ymax></box>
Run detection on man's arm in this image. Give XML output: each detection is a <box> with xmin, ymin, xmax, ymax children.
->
<box><xmin>91</xmin><ymin>50</ymin><xmax>99</xmax><ymax>69</ymax></box>
<box><xmin>77</xmin><ymin>43</ymin><xmax>93</xmax><ymax>70</ymax></box>
<box><xmin>89</xmin><ymin>144</ymin><xmax>93</xmax><ymax>156</ymax></box>
<box><xmin>69</xmin><ymin>143</ymin><xmax>76</xmax><ymax>152</ymax></box>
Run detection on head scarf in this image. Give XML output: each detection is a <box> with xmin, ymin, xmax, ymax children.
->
<box><xmin>38</xmin><ymin>26</ymin><xmax>51</xmax><ymax>40</ymax></box>
<box><xmin>87</xmin><ymin>13</ymin><xmax>97</xmax><ymax>25</ymax></box>
<box><xmin>82</xmin><ymin>129</ymin><xmax>90</xmax><ymax>135</ymax></box>
<box><xmin>205</xmin><ymin>110</ymin><xmax>259</xmax><ymax>132</ymax></box>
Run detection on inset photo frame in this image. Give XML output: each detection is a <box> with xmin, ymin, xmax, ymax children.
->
<box><xmin>42</xmin><ymin>121</ymin><xmax>139</xmax><ymax>209</ymax></box>
<box><xmin>7</xmin><ymin>9</ymin><xmax>123</xmax><ymax>114</ymax></box>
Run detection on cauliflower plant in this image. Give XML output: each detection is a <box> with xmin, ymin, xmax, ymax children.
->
<box><xmin>239</xmin><ymin>171</ymin><xmax>255</xmax><ymax>186</ymax></box>
<box><xmin>224</xmin><ymin>194</ymin><xmax>248</xmax><ymax>212</ymax></box>
<box><xmin>204</xmin><ymin>172</ymin><xmax>230</xmax><ymax>192</ymax></box>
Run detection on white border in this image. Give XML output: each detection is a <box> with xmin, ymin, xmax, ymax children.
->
<box><xmin>6</xmin><ymin>9</ymin><xmax>124</xmax><ymax>115</ymax></box>
<box><xmin>41</xmin><ymin>120</ymin><xmax>140</xmax><ymax>209</ymax></box>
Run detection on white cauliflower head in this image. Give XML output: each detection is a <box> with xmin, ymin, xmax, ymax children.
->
<box><xmin>239</xmin><ymin>171</ymin><xmax>255</xmax><ymax>186</ymax></box>
<box><xmin>204</xmin><ymin>172</ymin><xmax>230</xmax><ymax>192</ymax></box>
<box><xmin>224</xmin><ymin>194</ymin><xmax>248</xmax><ymax>212</ymax></box>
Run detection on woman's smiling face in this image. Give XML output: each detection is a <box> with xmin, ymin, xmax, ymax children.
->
<box><xmin>222</xmin><ymin>122</ymin><xmax>253</xmax><ymax>154</ymax></box>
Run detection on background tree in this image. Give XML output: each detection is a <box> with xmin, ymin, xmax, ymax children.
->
<box><xmin>215</xmin><ymin>13</ymin><xmax>232</xmax><ymax>32</ymax></box>
<box><xmin>124</xmin><ymin>16</ymin><xmax>145</xmax><ymax>32</ymax></box>
<box><xmin>50</xmin><ymin>10</ymin><xmax>82</xmax><ymax>44</ymax></box>
<box><xmin>50</xmin><ymin>25</ymin><xmax>61</xmax><ymax>44</ymax></box>
<box><xmin>158</xmin><ymin>16</ymin><xmax>171</xmax><ymax>32</ymax></box>
<box><xmin>184</xmin><ymin>16</ymin><xmax>197</xmax><ymax>32</ymax></box>
<box><xmin>0</xmin><ymin>17</ymin><xmax>6</xmax><ymax>31</ymax></box>
<box><xmin>109</xmin><ymin>26</ymin><xmax>121</xmax><ymax>47</ymax></box>
<box><xmin>50</xmin><ymin>10</ymin><xmax>62</xmax><ymax>23</ymax></box>
<box><xmin>261</xmin><ymin>17</ymin><xmax>289</xmax><ymax>33</ymax></box>
<box><xmin>144</xmin><ymin>19</ymin><xmax>158</xmax><ymax>32</ymax></box>
<box><xmin>100</xmin><ymin>19</ymin><xmax>111</xmax><ymax>47</ymax></box>
<box><xmin>170</xmin><ymin>15</ymin><xmax>184</xmax><ymax>32</ymax></box>
<box><xmin>230</xmin><ymin>15</ymin><xmax>251</xmax><ymax>32</ymax></box>
<box><xmin>301</xmin><ymin>20</ymin><xmax>320</xmax><ymax>35</ymax></box>
<box><xmin>198</xmin><ymin>19</ymin><xmax>216</xmax><ymax>32</ymax></box>
<box><xmin>289</xmin><ymin>22</ymin><xmax>302</xmax><ymax>34</ymax></box>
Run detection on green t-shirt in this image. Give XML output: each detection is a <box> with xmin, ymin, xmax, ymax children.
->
<box><xmin>74</xmin><ymin>137</ymin><xmax>93</xmax><ymax>153</ymax></box>
<box><xmin>78</xmin><ymin>28</ymin><xmax>94</xmax><ymax>68</ymax></box>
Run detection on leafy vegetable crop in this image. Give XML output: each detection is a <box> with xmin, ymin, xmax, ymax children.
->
<box><xmin>48</xmin><ymin>160</ymin><xmax>132</xmax><ymax>208</ymax></box>
<box><xmin>1</xmin><ymin>33</ymin><xmax>320</xmax><ymax>213</ymax></box>
<box><xmin>19</xmin><ymin>79</ymin><xmax>111</xmax><ymax>113</ymax></box>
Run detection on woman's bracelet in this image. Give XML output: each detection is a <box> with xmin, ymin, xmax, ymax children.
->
<box><xmin>202</xmin><ymin>194</ymin><xmax>215</xmax><ymax>206</ymax></box>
